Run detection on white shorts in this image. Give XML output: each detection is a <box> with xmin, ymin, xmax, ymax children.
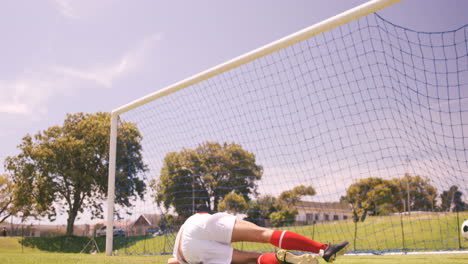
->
<box><xmin>180</xmin><ymin>213</ymin><xmax>237</xmax><ymax>264</ymax></box>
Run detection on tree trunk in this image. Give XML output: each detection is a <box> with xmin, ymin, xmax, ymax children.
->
<box><xmin>0</xmin><ymin>197</ymin><xmax>13</xmax><ymax>224</ymax></box>
<box><xmin>360</xmin><ymin>209</ymin><xmax>368</xmax><ymax>222</ymax></box>
<box><xmin>66</xmin><ymin>195</ymin><xmax>82</xmax><ymax>236</ymax></box>
<box><xmin>0</xmin><ymin>213</ymin><xmax>12</xmax><ymax>224</ymax></box>
<box><xmin>66</xmin><ymin>210</ymin><xmax>78</xmax><ymax>236</ymax></box>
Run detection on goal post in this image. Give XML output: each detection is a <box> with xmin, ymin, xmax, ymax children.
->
<box><xmin>106</xmin><ymin>0</ymin><xmax>406</xmax><ymax>256</ymax></box>
<box><xmin>106</xmin><ymin>113</ymin><xmax>118</xmax><ymax>255</ymax></box>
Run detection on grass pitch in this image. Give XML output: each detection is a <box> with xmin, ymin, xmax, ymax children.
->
<box><xmin>1</xmin><ymin>237</ymin><xmax>467</xmax><ymax>263</ymax></box>
<box><xmin>2</xmin><ymin>213</ymin><xmax>468</xmax><ymax>264</ymax></box>
<box><xmin>124</xmin><ymin>212</ymin><xmax>468</xmax><ymax>254</ymax></box>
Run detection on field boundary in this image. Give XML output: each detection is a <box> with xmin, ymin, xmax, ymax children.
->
<box><xmin>347</xmin><ymin>250</ymin><xmax>468</xmax><ymax>256</ymax></box>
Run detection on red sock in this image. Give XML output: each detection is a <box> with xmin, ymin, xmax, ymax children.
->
<box><xmin>257</xmin><ymin>253</ymin><xmax>279</xmax><ymax>264</ymax></box>
<box><xmin>269</xmin><ymin>230</ymin><xmax>327</xmax><ymax>253</ymax></box>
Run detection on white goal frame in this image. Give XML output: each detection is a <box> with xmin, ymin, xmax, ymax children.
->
<box><xmin>105</xmin><ymin>0</ymin><xmax>402</xmax><ymax>256</ymax></box>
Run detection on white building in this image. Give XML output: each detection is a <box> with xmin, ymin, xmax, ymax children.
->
<box><xmin>294</xmin><ymin>201</ymin><xmax>352</xmax><ymax>225</ymax></box>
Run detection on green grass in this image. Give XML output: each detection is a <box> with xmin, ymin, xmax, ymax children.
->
<box><xmin>230</xmin><ymin>212</ymin><xmax>468</xmax><ymax>253</ymax></box>
<box><xmin>1</xmin><ymin>237</ymin><xmax>468</xmax><ymax>263</ymax></box>
<box><xmin>124</xmin><ymin>212</ymin><xmax>468</xmax><ymax>254</ymax></box>
<box><xmin>0</xmin><ymin>237</ymin><xmax>162</xmax><ymax>263</ymax></box>
<box><xmin>340</xmin><ymin>254</ymin><xmax>468</xmax><ymax>264</ymax></box>
<box><xmin>1</xmin><ymin>212</ymin><xmax>468</xmax><ymax>263</ymax></box>
<box><xmin>18</xmin><ymin>236</ymin><xmax>106</xmax><ymax>253</ymax></box>
<box><xmin>110</xmin><ymin>212</ymin><xmax>468</xmax><ymax>264</ymax></box>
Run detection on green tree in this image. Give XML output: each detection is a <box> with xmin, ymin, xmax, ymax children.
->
<box><xmin>159</xmin><ymin>214</ymin><xmax>182</xmax><ymax>232</ymax></box>
<box><xmin>341</xmin><ymin>177</ymin><xmax>398</xmax><ymax>222</ymax></box>
<box><xmin>246</xmin><ymin>195</ymin><xmax>277</xmax><ymax>226</ymax></box>
<box><xmin>152</xmin><ymin>142</ymin><xmax>263</xmax><ymax>219</ymax></box>
<box><xmin>5</xmin><ymin>112</ymin><xmax>146</xmax><ymax>235</ymax></box>
<box><xmin>0</xmin><ymin>174</ymin><xmax>17</xmax><ymax>223</ymax></box>
<box><xmin>440</xmin><ymin>185</ymin><xmax>465</xmax><ymax>212</ymax></box>
<box><xmin>217</xmin><ymin>192</ymin><xmax>248</xmax><ymax>214</ymax></box>
<box><xmin>269</xmin><ymin>210</ymin><xmax>298</xmax><ymax>227</ymax></box>
<box><xmin>269</xmin><ymin>185</ymin><xmax>316</xmax><ymax>227</ymax></box>
<box><xmin>278</xmin><ymin>185</ymin><xmax>316</xmax><ymax>205</ymax></box>
<box><xmin>393</xmin><ymin>174</ymin><xmax>437</xmax><ymax>212</ymax></box>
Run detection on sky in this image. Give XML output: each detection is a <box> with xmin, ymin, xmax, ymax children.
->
<box><xmin>1</xmin><ymin>0</ymin><xmax>467</xmax><ymax>225</ymax></box>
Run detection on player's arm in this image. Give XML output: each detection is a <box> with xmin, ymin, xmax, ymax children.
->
<box><xmin>167</xmin><ymin>257</ymin><xmax>179</xmax><ymax>264</ymax></box>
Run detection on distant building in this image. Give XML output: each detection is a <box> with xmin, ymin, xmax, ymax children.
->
<box><xmin>0</xmin><ymin>203</ymin><xmax>352</xmax><ymax>238</ymax></box>
<box><xmin>0</xmin><ymin>218</ymin><xmax>144</xmax><ymax>237</ymax></box>
<box><xmin>0</xmin><ymin>223</ymin><xmax>67</xmax><ymax>237</ymax></box>
<box><xmin>294</xmin><ymin>201</ymin><xmax>352</xmax><ymax>225</ymax></box>
<box><xmin>130</xmin><ymin>214</ymin><xmax>162</xmax><ymax>236</ymax></box>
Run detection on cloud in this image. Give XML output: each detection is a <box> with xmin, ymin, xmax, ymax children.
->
<box><xmin>0</xmin><ymin>34</ymin><xmax>160</xmax><ymax>115</ymax></box>
<box><xmin>52</xmin><ymin>34</ymin><xmax>161</xmax><ymax>87</ymax></box>
<box><xmin>52</xmin><ymin>0</ymin><xmax>116</xmax><ymax>20</ymax></box>
<box><xmin>0</xmin><ymin>72</ymin><xmax>60</xmax><ymax>115</ymax></box>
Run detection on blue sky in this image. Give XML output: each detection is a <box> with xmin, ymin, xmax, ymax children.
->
<box><xmin>1</xmin><ymin>0</ymin><xmax>467</xmax><ymax>168</ymax></box>
<box><xmin>1</xmin><ymin>0</ymin><xmax>467</xmax><ymax>225</ymax></box>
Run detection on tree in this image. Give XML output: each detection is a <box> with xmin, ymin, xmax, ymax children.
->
<box><xmin>5</xmin><ymin>112</ymin><xmax>146</xmax><ymax>235</ymax></box>
<box><xmin>244</xmin><ymin>185</ymin><xmax>316</xmax><ymax>227</ymax></box>
<box><xmin>393</xmin><ymin>174</ymin><xmax>437</xmax><ymax>212</ymax></box>
<box><xmin>269</xmin><ymin>210</ymin><xmax>298</xmax><ymax>227</ymax></box>
<box><xmin>278</xmin><ymin>185</ymin><xmax>316</xmax><ymax>205</ymax></box>
<box><xmin>217</xmin><ymin>192</ymin><xmax>248</xmax><ymax>214</ymax></box>
<box><xmin>245</xmin><ymin>195</ymin><xmax>278</xmax><ymax>226</ymax></box>
<box><xmin>440</xmin><ymin>185</ymin><xmax>466</xmax><ymax>212</ymax></box>
<box><xmin>152</xmin><ymin>142</ymin><xmax>263</xmax><ymax>219</ymax></box>
<box><xmin>341</xmin><ymin>177</ymin><xmax>399</xmax><ymax>222</ymax></box>
<box><xmin>269</xmin><ymin>185</ymin><xmax>316</xmax><ymax>227</ymax></box>
<box><xmin>0</xmin><ymin>174</ymin><xmax>16</xmax><ymax>223</ymax></box>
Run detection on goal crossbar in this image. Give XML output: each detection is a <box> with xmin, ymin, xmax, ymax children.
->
<box><xmin>105</xmin><ymin>0</ymin><xmax>402</xmax><ymax>256</ymax></box>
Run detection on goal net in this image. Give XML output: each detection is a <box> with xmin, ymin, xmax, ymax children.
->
<box><xmin>106</xmin><ymin>0</ymin><xmax>468</xmax><ymax>256</ymax></box>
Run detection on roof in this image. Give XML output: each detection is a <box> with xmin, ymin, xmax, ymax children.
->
<box><xmin>294</xmin><ymin>201</ymin><xmax>351</xmax><ymax>212</ymax></box>
<box><xmin>133</xmin><ymin>214</ymin><xmax>162</xmax><ymax>226</ymax></box>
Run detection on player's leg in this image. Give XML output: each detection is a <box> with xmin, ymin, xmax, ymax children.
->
<box><xmin>231</xmin><ymin>218</ymin><xmax>348</xmax><ymax>262</ymax></box>
<box><xmin>230</xmin><ymin>249</ymin><xmax>261</xmax><ymax>264</ymax></box>
<box><xmin>231</xmin><ymin>218</ymin><xmax>273</xmax><ymax>243</ymax></box>
<box><xmin>231</xmin><ymin>218</ymin><xmax>327</xmax><ymax>252</ymax></box>
<box><xmin>231</xmin><ymin>249</ymin><xmax>318</xmax><ymax>264</ymax></box>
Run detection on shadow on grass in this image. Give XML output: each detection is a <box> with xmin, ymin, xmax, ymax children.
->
<box><xmin>19</xmin><ymin>235</ymin><xmax>149</xmax><ymax>253</ymax></box>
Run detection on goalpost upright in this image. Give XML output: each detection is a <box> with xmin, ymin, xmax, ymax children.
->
<box><xmin>105</xmin><ymin>0</ymin><xmax>402</xmax><ymax>256</ymax></box>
